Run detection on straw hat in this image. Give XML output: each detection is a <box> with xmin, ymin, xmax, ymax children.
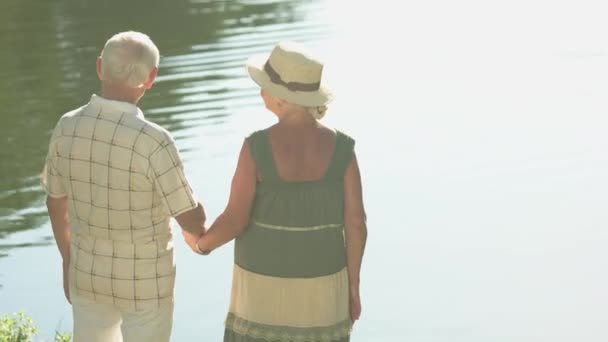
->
<box><xmin>246</xmin><ymin>41</ymin><xmax>334</xmax><ymax>107</ymax></box>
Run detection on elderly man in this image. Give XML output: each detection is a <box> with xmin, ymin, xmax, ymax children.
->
<box><xmin>42</xmin><ymin>31</ymin><xmax>205</xmax><ymax>342</ymax></box>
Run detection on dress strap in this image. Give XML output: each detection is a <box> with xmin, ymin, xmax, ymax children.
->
<box><xmin>246</xmin><ymin>129</ymin><xmax>280</xmax><ymax>183</ymax></box>
<box><xmin>324</xmin><ymin>130</ymin><xmax>355</xmax><ymax>181</ymax></box>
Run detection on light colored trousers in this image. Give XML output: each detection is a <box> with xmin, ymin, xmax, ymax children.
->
<box><xmin>71</xmin><ymin>291</ymin><xmax>174</xmax><ymax>342</ymax></box>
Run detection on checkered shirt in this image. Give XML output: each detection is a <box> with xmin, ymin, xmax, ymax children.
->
<box><xmin>42</xmin><ymin>94</ymin><xmax>198</xmax><ymax>311</ymax></box>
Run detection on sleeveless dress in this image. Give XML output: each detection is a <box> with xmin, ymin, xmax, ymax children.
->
<box><xmin>223</xmin><ymin>128</ymin><xmax>355</xmax><ymax>342</ymax></box>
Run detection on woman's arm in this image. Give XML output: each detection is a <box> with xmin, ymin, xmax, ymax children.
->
<box><xmin>195</xmin><ymin>140</ymin><xmax>257</xmax><ymax>253</ymax></box>
<box><xmin>343</xmin><ymin>153</ymin><xmax>368</xmax><ymax>320</ymax></box>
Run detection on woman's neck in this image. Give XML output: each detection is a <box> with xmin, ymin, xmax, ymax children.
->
<box><xmin>276</xmin><ymin>108</ymin><xmax>316</xmax><ymax>128</ymax></box>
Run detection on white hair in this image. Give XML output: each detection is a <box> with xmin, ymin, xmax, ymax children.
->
<box><xmin>100</xmin><ymin>31</ymin><xmax>160</xmax><ymax>88</ymax></box>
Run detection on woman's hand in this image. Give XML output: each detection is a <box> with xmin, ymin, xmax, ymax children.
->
<box><xmin>349</xmin><ymin>285</ymin><xmax>361</xmax><ymax>322</ymax></box>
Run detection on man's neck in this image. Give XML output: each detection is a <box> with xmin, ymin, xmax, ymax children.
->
<box><xmin>100</xmin><ymin>83</ymin><xmax>144</xmax><ymax>105</ymax></box>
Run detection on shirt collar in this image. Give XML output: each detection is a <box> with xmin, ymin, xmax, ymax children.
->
<box><xmin>89</xmin><ymin>94</ymin><xmax>144</xmax><ymax>118</ymax></box>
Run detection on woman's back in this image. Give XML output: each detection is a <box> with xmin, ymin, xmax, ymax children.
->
<box><xmin>193</xmin><ymin>41</ymin><xmax>366</xmax><ymax>342</ymax></box>
<box><xmin>226</xmin><ymin>126</ymin><xmax>355</xmax><ymax>341</ymax></box>
<box><xmin>266</xmin><ymin>123</ymin><xmax>337</xmax><ymax>183</ymax></box>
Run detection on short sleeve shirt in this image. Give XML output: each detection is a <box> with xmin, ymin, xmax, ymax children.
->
<box><xmin>42</xmin><ymin>94</ymin><xmax>198</xmax><ymax>310</ymax></box>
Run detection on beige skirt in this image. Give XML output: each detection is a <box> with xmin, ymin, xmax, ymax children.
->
<box><xmin>225</xmin><ymin>265</ymin><xmax>352</xmax><ymax>342</ymax></box>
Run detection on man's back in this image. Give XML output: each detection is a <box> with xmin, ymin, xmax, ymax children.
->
<box><xmin>44</xmin><ymin>94</ymin><xmax>198</xmax><ymax>311</ymax></box>
<box><xmin>48</xmin><ymin>94</ymin><xmax>197</xmax><ymax>241</ymax></box>
<box><xmin>43</xmin><ymin>31</ymin><xmax>205</xmax><ymax>341</ymax></box>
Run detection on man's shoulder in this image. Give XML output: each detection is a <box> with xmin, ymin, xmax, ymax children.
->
<box><xmin>50</xmin><ymin>104</ymin><xmax>88</xmax><ymax>136</ymax></box>
<box><xmin>63</xmin><ymin>105</ymin><xmax>87</xmax><ymax>118</ymax></box>
<box><xmin>56</xmin><ymin>104</ymin><xmax>87</xmax><ymax>123</ymax></box>
<box><xmin>138</xmin><ymin>118</ymin><xmax>175</xmax><ymax>147</ymax></box>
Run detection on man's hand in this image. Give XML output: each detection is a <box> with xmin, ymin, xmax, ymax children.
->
<box><xmin>182</xmin><ymin>228</ymin><xmax>205</xmax><ymax>254</ymax></box>
<box><xmin>175</xmin><ymin>203</ymin><xmax>206</xmax><ymax>236</ymax></box>
<box><xmin>62</xmin><ymin>260</ymin><xmax>71</xmax><ymax>304</ymax></box>
<box><xmin>182</xmin><ymin>229</ymin><xmax>198</xmax><ymax>249</ymax></box>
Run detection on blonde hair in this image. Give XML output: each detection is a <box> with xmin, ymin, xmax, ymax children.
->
<box><xmin>307</xmin><ymin>105</ymin><xmax>328</xmax><ymax>120</ymax></box>
<box><xmin>272</xmin><ymin>92</ymin><xmax>329</xmax><ymax>120</ymax></box>
<box><xmin>100</xmin><ymin>31</ymin><xmax>160</xmax><ymax>88</ymax></box>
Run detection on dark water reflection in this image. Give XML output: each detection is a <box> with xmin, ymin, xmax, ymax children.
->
<box><xmin>0</xmin><ymin>0</ymin><xmax>329</xmax><ymax>253</ymax></box>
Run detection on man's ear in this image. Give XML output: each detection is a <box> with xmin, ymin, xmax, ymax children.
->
<box><xmin>144</xmin><ymin>67</ymin><xmax>158</xmax><ymax>89</ymax></box>
<box><xmin>96</xmin><ymin>57</ymin><xmax>103</xmax><ymax>81</ymax></box>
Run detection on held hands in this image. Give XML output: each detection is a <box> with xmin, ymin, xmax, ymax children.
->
<box><xmin>182</xmin><ymin>228</ymin><xmax>210</xmax><ymax>255</ymax></box>
<box><xmin>182</xmin><ymin>229</ymin><xmax>199</xmax><ymax>250</ymax></box>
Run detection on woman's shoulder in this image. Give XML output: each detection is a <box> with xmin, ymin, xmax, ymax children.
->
<box><xmin>326</xmin><ymin>127</ymin><xmax>355</xmax><ymax>148</ymax></box>
<box><xmin>313</xmin><ymin>123</ymin><xmax>352</xmax><ymax>142</ymax></box>
<box><xmin>245</xmin><ymin>127</ymin><xmax>271</xmax><ymax>142</ymax></box>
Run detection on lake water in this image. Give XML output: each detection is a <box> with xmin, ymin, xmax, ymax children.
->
<box><xmin>1</xmin><ymin>0</ymin><xmax>607</xmax><ymax>341</ymax></box>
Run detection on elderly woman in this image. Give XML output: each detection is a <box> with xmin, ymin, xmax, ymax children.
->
<box><xmin>189</xmin><ymin>41</ymin><xmax>367</xmax><ymax>342</ymax></box>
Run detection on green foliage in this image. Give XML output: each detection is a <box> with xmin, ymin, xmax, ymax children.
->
<box><xmin>0</xmin><ymin>312</ymin><xmax>37</xmax><ymax>342</ymax></box>
<box><xmin>0</xmin><ymin>312</ymin><xmax>71</xmax><ymax>342</ymax></box>
<box><xmin>49</xmin><ymin>332</ymin><xmax>71</xmax><ymax>342</ymax></box>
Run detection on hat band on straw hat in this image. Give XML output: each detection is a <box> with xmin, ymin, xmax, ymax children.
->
<box><xmin>263</xmin><ymin>62</ymin><xmax>321</xmax><ymax>92</ymax></box>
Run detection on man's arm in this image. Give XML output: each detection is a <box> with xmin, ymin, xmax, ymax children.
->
<box><xmin>47</xmin><ymin>196</ymin><xmax>70</xmax><ymax>262</ymax></box>
<box><xmin>47</xmin><ymin>195</ymin><xmax>72</xmax><ymax>303</ymax></box>
<box><xmin>148</xmin><ymin>136</ymin><xmax>206</xmax><ymax>241</ymax></box>
<box><xmin>175</xmin><ymin>202</ymin><xmax>206</xmax><ymax>236</ymax></box>
<box><xmin>42</xmin><ymin>122</ymin><xmax>72</xmax><ymax>303</ymax></box>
